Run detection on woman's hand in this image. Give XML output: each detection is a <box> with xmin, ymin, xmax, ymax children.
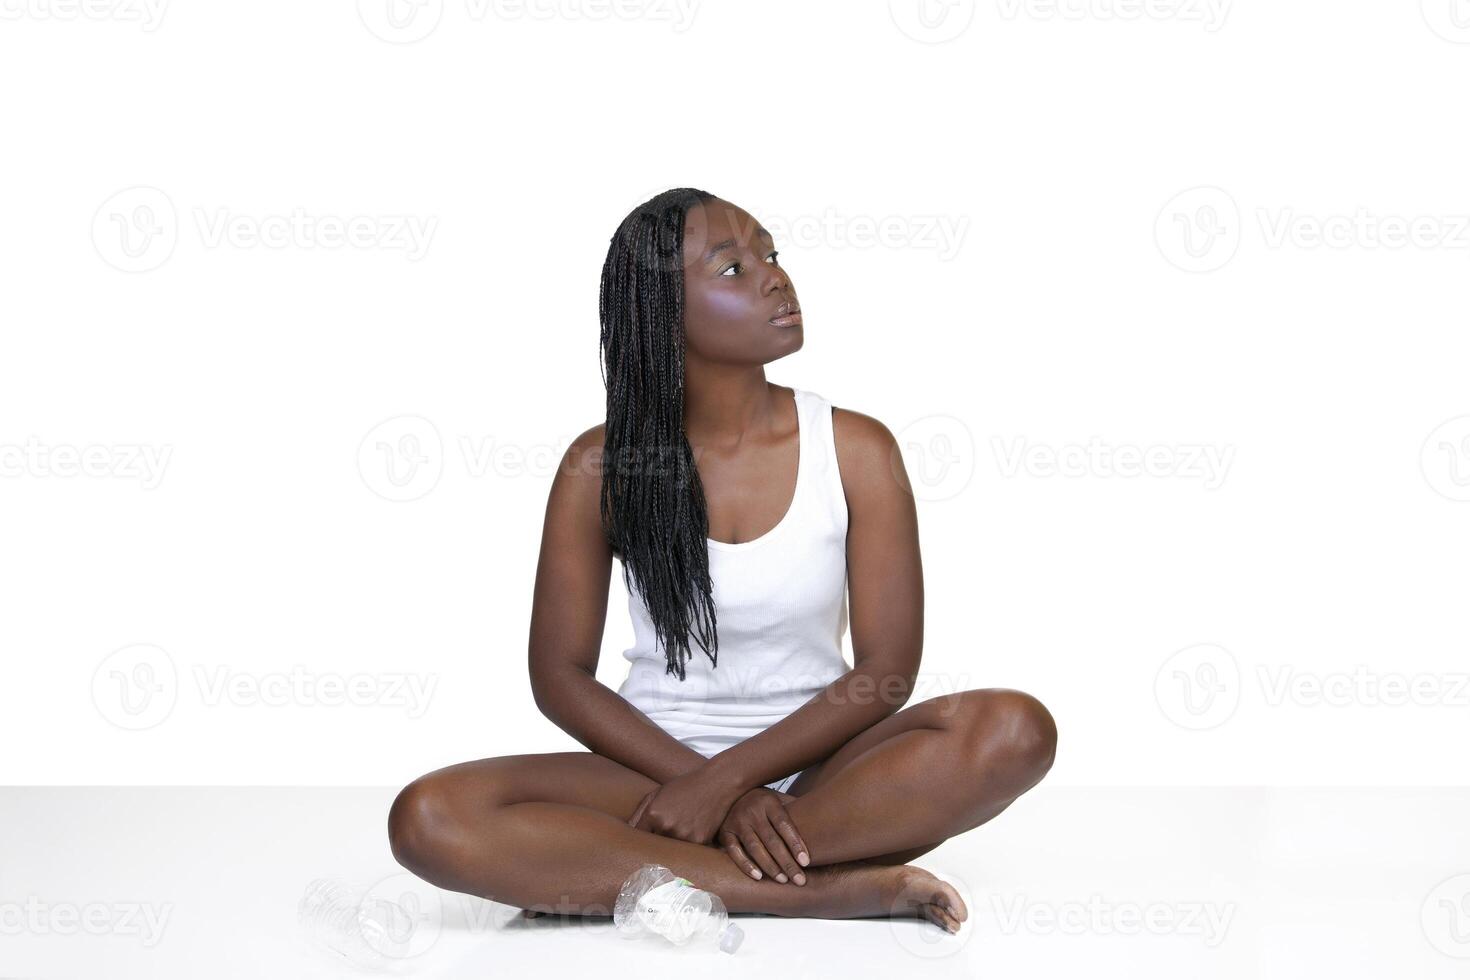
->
<box><xmin>624</xmin><ymin>768</ymin><xmax>742</xmax><ymax>846</ymax></box>
<box><xmin>714</xmin><ymin>787</ymin><xmax>810</xmax><ymax>885</ymax></box>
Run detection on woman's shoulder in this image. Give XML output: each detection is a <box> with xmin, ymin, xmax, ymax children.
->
<box><xmin>559</xmin><ymin>422</ymin><xmax>608</xmax><ymax>480</ymax></box>
<box><xmin>825</xmin><ymin>399</ymin><xmax>899</xmax><ymax>459</ymax></box>
<box><xmin>823</xmin><ymin>400</ymin><xmax>914</xmax><ymax>509</ymax></box>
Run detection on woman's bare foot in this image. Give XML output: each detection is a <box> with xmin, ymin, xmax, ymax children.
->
<box><xmin>808</xmin><ymin>861</ymin><xmax>968</xmax><ymax>933</ymax></box>
<box><xmin>519</xmin><ymin>859</ymin><xmax>967</xmax><ymax>932</ymax></box>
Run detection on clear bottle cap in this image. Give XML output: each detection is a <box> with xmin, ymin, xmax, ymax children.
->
<box><xmin>718</xmin><ymin>922</ymin><xmax>745</xmax><ymax>954</ymax></box>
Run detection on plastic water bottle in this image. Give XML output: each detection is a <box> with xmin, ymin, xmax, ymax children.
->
<box><xmin>613</xmin><ymin>863</ymin><xmax>745</xmax><ymax>954</ymax></box>
<box><xmin>298</xmin><ymin>877</ymin><xmax>415</xmax><ymax>968</ymax></box>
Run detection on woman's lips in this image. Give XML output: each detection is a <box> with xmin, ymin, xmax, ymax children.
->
<box><xmin>769</xmin><ymin>310</ymin><xmax>803</xmax><ymax>327</ymax></box>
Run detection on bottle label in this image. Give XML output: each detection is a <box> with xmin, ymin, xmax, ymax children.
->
<box><xmin>638</xmin><ymin>878</ymin><xmax>702</xmax><ymax>944</ymax></box>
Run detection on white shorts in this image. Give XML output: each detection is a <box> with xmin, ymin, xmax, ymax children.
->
<box><xmin>764</xmin><ymin>769</ymin><xmax>805</xmax><ymax>794</ymax></box>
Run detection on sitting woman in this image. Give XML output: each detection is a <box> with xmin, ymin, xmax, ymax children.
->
<box><xmin>388</xmin><ymin>188</ymin><xmax>1057</xmax><ymax>933</ymax></box>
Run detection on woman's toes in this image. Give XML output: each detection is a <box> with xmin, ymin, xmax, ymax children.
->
<box><xmin>926</xmin><ymin>902</ymin><xmax>961</xmax><ymax>932</ymax></box>
<box><xmin>938</xmin><ymin>881</ymin><xmax>967</xmax><ymax>921</ymax></box>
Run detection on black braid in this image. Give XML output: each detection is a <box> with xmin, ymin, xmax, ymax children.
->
<box><xmin>598</xmin><ymin>187</ymin><xmax>719</xmax><ymax>682</ymax></box>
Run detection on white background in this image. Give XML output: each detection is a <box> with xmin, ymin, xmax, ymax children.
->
<box><xmin>2</xmin><ymin>0</ymin><xmax>1468</xmax><ymax>790</ymax></box>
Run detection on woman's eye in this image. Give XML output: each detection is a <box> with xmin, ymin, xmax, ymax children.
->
<box><xmin>720</xmin><ymin>252</ymin><xmax>779</xmax><ymax>276</ymax></box>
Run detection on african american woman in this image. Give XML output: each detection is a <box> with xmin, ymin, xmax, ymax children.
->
<box><xmin>387</xmin><ymin>187</ymin><xmax>1058</xmax><ymax>934</ymax></box>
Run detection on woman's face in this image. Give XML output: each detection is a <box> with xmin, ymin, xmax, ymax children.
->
<box><xmin>679</xmin><ymin>198</ymin><xmax>803</xmax><ymax>365</ymax></box>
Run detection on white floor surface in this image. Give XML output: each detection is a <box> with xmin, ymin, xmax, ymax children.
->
<box><xmin>2</xmin><ymin>786</ymin><xmax>1468</xmax><ymax>978</ymax></box>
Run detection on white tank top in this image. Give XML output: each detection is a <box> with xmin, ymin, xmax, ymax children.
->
<box><xmin>615</xmin><ymin>387</ymin><xmax>851</xmax><ymax>760</ymax></box>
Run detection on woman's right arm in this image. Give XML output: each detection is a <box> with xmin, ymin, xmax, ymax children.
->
<box><xmin>527</xmin><ymin>425</ymin><xmax>710</xmax><ymax>785</ymax></box>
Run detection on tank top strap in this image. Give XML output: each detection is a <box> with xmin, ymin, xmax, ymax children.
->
<box><xmin>792</xmin><ymin>388</ymin><xmax>848</xmax><ymax>536</ymax></box>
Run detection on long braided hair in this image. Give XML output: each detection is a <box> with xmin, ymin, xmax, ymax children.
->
<box><xmin>598</xmin><ymin>187</ymin><xmax>720</xmax><ymax>682</ymax></box>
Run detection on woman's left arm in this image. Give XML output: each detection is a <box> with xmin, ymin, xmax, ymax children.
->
<box><xmin>700</xmin><ymin>408</ymin><xmax>924</xmax><ymax>799</ymax></box>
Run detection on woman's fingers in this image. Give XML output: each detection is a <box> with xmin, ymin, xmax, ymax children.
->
<box><xmin>717</xmin><ymin>831</ymin><xmax>764</xmax><ymax>880</ymax></box>
<box><xmin>769</xmin><ymin>805</ymin><xmax>810</xmax><ymax>868</ymax></box>
<box><xmin>739</xmin><ymin>830</ymin><xmax>786</xmax><ymax>882</ymax></box>
<box><xmin>715</xmin><ymin>793</ymin><xmax>810</xmax><ymax>885</ymax></box>
<box><xmin>753</xmin><ymin>819</ymin><xmax>806</xmax><ymax>885</ymax></box>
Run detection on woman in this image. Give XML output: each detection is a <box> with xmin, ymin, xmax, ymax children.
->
<box><xmin>388</xmin><ymin>188</ymin><xmax>1057</xmax><ymax>934</ymax></box>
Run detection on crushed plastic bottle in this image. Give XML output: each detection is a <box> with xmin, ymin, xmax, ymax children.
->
<box><xmin>298</xmin><ymin>877</ymin><xmax>415</xmax><ymax>969</ymax></box>
<box><xmin>613</xmin><ymin>863</ymin><xmax>744</xmax><ymax>954</ymax></box>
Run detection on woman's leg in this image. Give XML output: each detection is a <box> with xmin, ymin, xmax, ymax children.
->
<box><xmin>779</xmin><ymin>688</ymin><xmax>1057</xmax><ymax>867</ymax></box>
<box><xmin>387</xmin><ymin>751</ymin><xmax>966</xmax><ymax>928</ymax></box>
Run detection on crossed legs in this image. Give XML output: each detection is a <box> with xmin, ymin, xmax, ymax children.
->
<box><xmin>782</xmin><ymin>688</ymin><xmax>1057</xmax><ymax>866</ymax></box>
<box><xmin>387</xmin><ymin>688</ymin><xmax>1055</xmax><ymax>921</ymax></box>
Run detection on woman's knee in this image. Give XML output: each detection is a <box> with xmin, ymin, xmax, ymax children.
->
<box><xmin>387</xmin><ymin>761</ymin><xmax>509</xmax><ymax>875</ymax></box>
<box><xmin>388</xmin><ymin>775</ymin><xmax>450</xmax><ymax>874</ymax></box>
<box><xmin>947</xmin><ymin>688</ymin><xmax>1058</xmax><ymax>784</ymax></box>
